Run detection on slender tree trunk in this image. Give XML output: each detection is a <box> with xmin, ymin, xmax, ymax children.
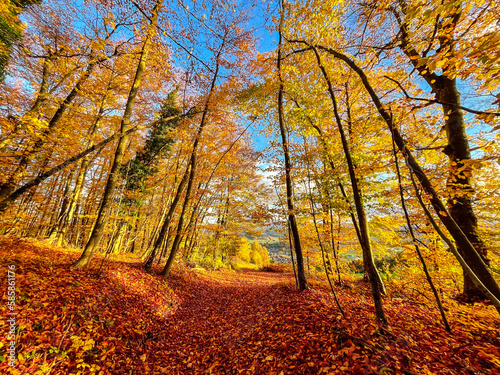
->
<box><xmin>57</xmin><ymin>155</ymin><xmax>90</xmax><ymax>246</ymax></box>
<box><xmin>128</xmin><ymin>218</ymin><xmax>140</xmax><ymax>253</ymax></box>
<box><xmin>79</xmin><ymin>162</ymin><xmax>108</xmax><ymax>244</ymax></box>
<box><xmin>183</xmin><ymin>194</ymin><xmax>207</xmax><ymax>260</ymax></box>
<box><xmin>272</xmin><ymin>181</ymin><xmax>298</xmax><ymax>286</ymax></box>
<box><xmin>111</xmin><ymin>221</ymin><xmax>127</xmax><ymax>254</ymax></box>
<box><xmin>145</xmin><ymin>167</ymin><xmax>189</xmax><ymax>272</ymax></box>
<box><xmin>291</xmin><ymin>98</ymin><xmax>364</xmax><ymax>270</ymax></box>
<box><xmin>392</xmin><ymin>135</ymin><xmax>451</xmax><ymax>332</ymax></box>
<box><xmin>303</xmin><ymin>138</ymin><xmax>345</xmax><ymax>316</ymax></box>
<box><xmin>277</xmin><ymin>4</ymin><xmax>307</xmax><ymax>289</ymax></box>
<box><xmin>312</xmin><ymin>47</ymin><xmax>386</xmax><ymax>322</ymax></box>
<box><xmin>28</xmin><ymin>51</ymin><xmax>54</xmax><ymax>115</ymax></box>
<box><xmin>33</xmin><ymin>173</ymin><xmax>63</xmax><ymax>237</ymax></box>
<box><xmin>73</xmin><ymin>0</ymin><xmax>163</xmax><ymax>269</ymax></box>
<box><xmin>162</xmin><ymin>159</ymin><xmax>196</xmax><ymax>277</ymax></box>
<box><xmin>48</xmin><ymin>168</ymin><xmax>74</xmax><ymax>242</ymax></box>
<box><xmin>143</xmin><ymin>149</ymin><xmax>188</xmax><ymax>267</ymax></box>
<box><xmin>56</xmin><ymin>83</ymin><xmax>110</xmax><ymax>246</ymax></box>
<box><xmin>330</xmin><ymin>210</ymin><xmax>343</xmax><ymax>285</ymax></box>
<box><xmin>408</xmin><ymin>168</ymin><xmax>500</xmax><ymax>313</ymax></box>
<box><xmin>161</xmin><ymin>52</ymin><xmax>221</xmax><ymax>278</ymax></box>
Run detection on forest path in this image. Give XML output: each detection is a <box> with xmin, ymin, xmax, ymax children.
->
<box><xmin>147</xmin><ymin>270</ymin><xmax>312</xmax><ymax>374</ymax></box>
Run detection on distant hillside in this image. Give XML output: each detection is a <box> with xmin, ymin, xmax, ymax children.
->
<box><xmin>243</xmin><ymin>228</ymin><xmax>290</xmax><ymax>263</ymax></box>
<box><xmin>244</xmin><ymin>228</ymin><xmax>283</xmax><ymax>243</ymax></box>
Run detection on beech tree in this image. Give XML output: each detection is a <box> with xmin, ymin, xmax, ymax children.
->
<box><xmin>276</xmin><ymin>0</ymin><xmax>308</xmax><ymax>290</ymax></box>
<box><xmin>73</xmin><ymin>0</ymin><xmax>164</xmax><ymax>269</ymax></box>
<box><xmin>353</xmin><ymin>0</ymin><xmax>500</xmax><ymax>298</ymax></box>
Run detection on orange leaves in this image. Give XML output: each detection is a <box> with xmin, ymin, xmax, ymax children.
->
<box><xmin>2</xmin><ymin>236</ymin><xmax>500</xmax><ymax>374</ymax></box>
<box><xmin>338</xmin><ymin>340</ymin><xmax>357</xmax><ymax>357</ymax></box>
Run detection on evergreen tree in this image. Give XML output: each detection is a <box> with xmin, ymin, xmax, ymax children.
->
<box><xmin>109</xmin><ymin>90</ymin><xmax>181</xmax><ymax>254</ymax></box>
<box><xmin>121</xmin><ymin>89</ymin><xmax>181</xmax><ymax>202</ymax></box>
<box><xmin>0</xmin><ymin>0</ymin><xmax>42</xmax><ymax>80</ymax></box>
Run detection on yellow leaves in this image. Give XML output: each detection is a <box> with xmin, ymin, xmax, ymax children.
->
<box><xmin>284</xmin><ymin>0</ymin><xmax>343</xmax><ymax>42</ymax></box>
<box><xmin>416</xmin><ymin>58</ymin><xmax>429</xmax><ymax>69</ymax></box>
<box><xmin>420</xmin><ymin>55</ymin><xmax>451</xmax><ymax>75</ymax></box>
<box><xmin>103</xmin><ymin>13</ymin><xmax>116</xmax><ymax>30</ymax></box>
<box><xmin>22</xmin><ymin>115</ymin><xmax>49</xmax><ymax>134</ymax></box>
<box><xmin>435</xmin><ymin>58</ymin><xmax>448</xmax><ymax>70</ymax></box>
<box><xmin>37</xmin><ymin>362</ymin><xmax>55</xmax><ymax>373</ymax></box>
<box><xmin>476</xmin><ymin>112</ymin><xmax>497</xmax><ymax>124</ymax></box>
<box><xmin>438</xmin><ymin>210</ymin><xmax>448</xmax><ymax>217</ymax></box>
<box><xmin>17</xmin><ymin>352</ymin><xmax>25</xmax><ymax>365</ymax></box>
<box><xmin>426</xmin><ymin>59</ymin><xmax>437</xmax><ymax>73</ymax></box>
<box><xmin>0</xmin><ymin>1</ymin><xmax>24</xmax><ymax>33</ymax></box>
<box><xmin>71</xmin><ymin>335</ymin><xmax>95</xmax><ymax>352</ymax></box>
<box><xmin>265</xmin><ymin>355</ymin><xmax>274</xmax><ymax>361</ymax></box>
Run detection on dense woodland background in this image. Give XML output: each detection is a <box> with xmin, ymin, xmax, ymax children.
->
<box><xmin>1</xmin><ymin>0</ymin><xmax>500</xmax><ymax>373</ymax></box>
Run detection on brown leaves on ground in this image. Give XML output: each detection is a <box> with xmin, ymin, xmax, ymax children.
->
<box><xmin>0</xmin><ymin>236</ymin><xmax>499</xmax><ymax>374</ymax></box>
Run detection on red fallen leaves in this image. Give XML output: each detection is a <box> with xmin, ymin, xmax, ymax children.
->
<box><xmin>0</xmin><ymin>235</ymin><xmax>500</xmax><ymax>375</ymax></box>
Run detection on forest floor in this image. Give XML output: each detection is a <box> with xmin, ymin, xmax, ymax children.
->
<box><xmin>0</xmin><ymin>236</ymin><xmax>500</xmax><ymax>375</ymax></box>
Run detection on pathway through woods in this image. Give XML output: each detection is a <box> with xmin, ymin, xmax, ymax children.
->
<box><xmin>1</xmin><ymin>237</ymin><xmax>499</xmax><ymax>375</ymax></box>
<box><xmin>150</xmin><ymin>271</ymin><xmax>302</xmax><ymax>374</ymax></box>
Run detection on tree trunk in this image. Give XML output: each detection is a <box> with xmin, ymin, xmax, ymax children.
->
<box><xmin>439</xmin><ymin>77</ymin><xmax>487</xmax><ymax>297</ymax></box>
<box><xmin>145</xmin><ymin>166</ymin><xmax>189</xmax><ymax>272</ymax></box>
<box><xmin>56</xmin><ymin>82</ymin><xmax>110</xmax><ymax>246</ymax></box>
<box><xmin>161</xmin><ymin>158</ymin><xmax>196</xmax><ymax>277</ymax></box>
<box><xmin>392</xmin><ymin>135</ymin><xmax>450</xmax><ymax>332</ymax></box>
<box><xmin>395</xmin><ymin>2</ymin><xmax>489</xmax><ymax>298</ymax></box>
<box><xmin>290</xmin><ymin>99</ymin><xmax>363</xmax><ymax>277</ymax></box>
<box><xmin>48</xmin><ymin>168</ymin><xmax>74</xmax><ymax>242</ymax></box>
<box><xmin>303</xmin><ymin>138</ymin><xmax>345</xmax><ymax>316</ymax></box>
<box><xmin>277</xmin><ymin>3</ymin><xmax>307</xmax><ymax>289</ymax></box>
<box><xmin>161</xmin><ymin>51</ymin><xmax>221</xmax><ymax>278</ymax></box>
<box><xmin>312</xmin><ymin>47</ymin><xmax>386</xmax><ymax>322</ymax></box>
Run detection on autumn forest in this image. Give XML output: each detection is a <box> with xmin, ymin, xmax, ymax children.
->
<box><xmin>1</xmin><ymin>0</ymin><xmax>500</xmax><ymax>374</ymax></box>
